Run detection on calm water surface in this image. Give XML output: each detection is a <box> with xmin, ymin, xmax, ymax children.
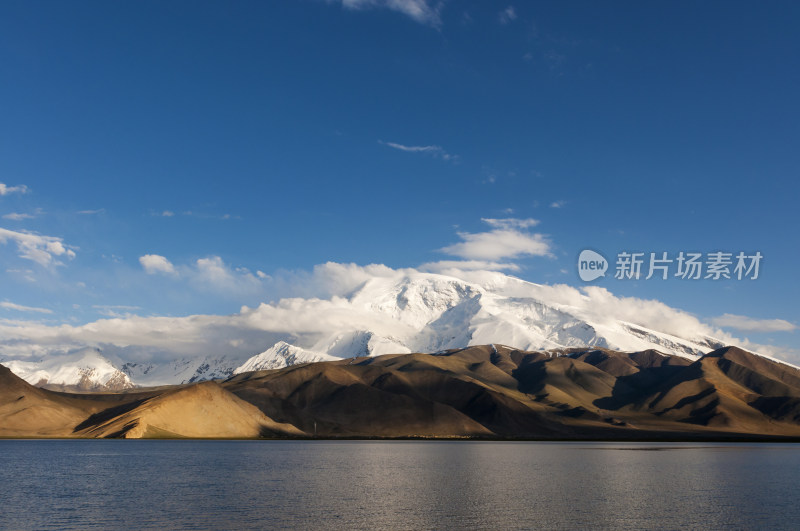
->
<box><xmin>0</xmin><ymin>440</ymin><xmax>797</xmax><ymax>530</ymax></box>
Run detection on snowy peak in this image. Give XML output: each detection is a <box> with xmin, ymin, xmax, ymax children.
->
<box><xmin>316</xmin><ymin>330</ymin><xmax>411</xmax><ymax>359</ymax></box>
<box><xmin>355</xmin><ymin>274</ymin><xmax>482</xmax><ymax>329</ymax></box>
<box><xmin>234</xmin><ymin>342</ymin><xmax>338</xmax><ymax>374</ymax></box>
<box><xmin>4</xmin><ymin>348</ymin><xmax>134</xmax><ymax>391</ymax></box>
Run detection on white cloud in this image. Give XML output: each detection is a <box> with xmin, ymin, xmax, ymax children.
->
<box><xmin>77</xmin><ymin>209</ymin><xmax>105</xmax><ymax>215</ymax></box>
<box><xmin>138</xmin><ymin>253</ymin><xmax>265</xmax><ymax>296</ymax></box>
<box><xmin>439</xmin><ymin>219</ymin><xmax>551</xmax><ymax>262</ymax></box>
<box><xmin>139</xmin><ymin>254</ymin><xmax>176</xmax><ymax>275</ymax></box>
<box><xmin>266</xmin><ymin>261</ymin><xmax>398</xmax><ymax>300</ymax></box>
<box><xmin>3</xmin><ymin>208</ymin><xmax>43</xmax><ymax>221</ymax></box>
<box><xmin>0</xmin><ymin>263</ymin><xmax>409</xmax><ymax>362</ymax></box>
<box><xmin>0</xmin><ymin>183</ymin><xmax>28</xmax><ymax>196</ymax></box>
<box><xmin>379</xmin><ymin>140</ymin><xmax>458</xmax><ymax>161</ymax></box>
<box><xmin>155</xmin><ymin>209</ymin><xmax>238</xmax><ymax>220</ymax></box>
<box><xmin>0</xmin><ymin>227</ymin><xmax>76</xmax><ymax>267</ymax></box>
<box><xmin>0</xmin><ymin>264</ymin><xmax>414</xmax><ymax>362</ymax></box>
<box><xmin>482</xmin><ymin>217</ymin><xmax>539</xmax><ymax>229</ymax></box>
<box><xmin>192</xmin><ymin>256</ymin><xmax>261</xmax><ymax>293</ymax></box>
<box><xmin>571</xmin><ymin>284</ymin><xmax>716</xmax><ymax>339</ymax></box>
<box><xmin>337</xmin><ymin>0</ymin><xmax>442</xmax><ymax>27</ymax></box>
<box><xmin>498</xmin><ymin>6</ymin><xmax>517</xmax><ymax>24</ymax></box>
<box><xmin>92</xmin><ymin>305</ymin><xmax>143</xmax><ymax>318</ymax></box>
<box><xmin>381</xmin><ymin>142</ymin><xmax>439</xmax><ymax>153</ymax></box>
<box><xmin>93</xmin><ymin>305</ymin><xmax>141</xmax><ymax>311</ymax></box>
<box><xmin>3</xmin><ymin>213</ymin><xmax>34</xmax><ymax>221</ymax></box>
<box><xmin>550</xmin><ymin>200</ymin><xmax>566</xmax><ymax>208</ymax></box>
<box><xmin>710</xmin><ymin>314</ymin><xmax>796</xmax><ymax>333</ymax></box>
<box><xmin>0</xmin><ymin>301</ymin><xmax>53</xmax><ymax>314</ymax></box>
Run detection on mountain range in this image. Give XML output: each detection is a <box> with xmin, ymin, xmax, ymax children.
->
<box><xmin>2</xmin><ymin>268</ymin><xmax>768</xmax><ymax>390</ymax></box>
<box><xmin>2</xmin><ymin>344</ymin><xmax>800</xmax><ymax>439</ymax></box>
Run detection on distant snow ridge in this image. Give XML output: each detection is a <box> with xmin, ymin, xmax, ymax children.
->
<box><xmin>3</xmin><ymin>348</ymin><xmax>134</xmax><ymax>391</ymax></box>
<box><xmin>233</xmin><ymin>341</ymin><xmax>338</xmax><ymax>374</ymax></box>
<box><xmin>122</xmin><ymin>355</ymin><xmax>240</xmax><ymax>387</ymax></box>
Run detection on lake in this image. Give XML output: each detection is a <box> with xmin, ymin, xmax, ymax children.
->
<box><xmin>0</xmin><ymin>440</ymin><xmax>797</xmax><ymax>530</ymax></box>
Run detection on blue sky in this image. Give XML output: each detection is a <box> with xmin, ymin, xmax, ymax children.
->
<box><xmin>0</xmin><ymin>1</ymin><xmax>798</xmax><ymax>352</ymax></box>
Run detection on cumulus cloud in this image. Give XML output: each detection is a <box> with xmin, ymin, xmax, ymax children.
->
<box><xmin>439</xmin><ymin>218</ymin><xmax>551</xmax><ymax>262</ymax></box>
<box><xmin>0</xmin><ymin>228</ymin><xmax>76</xmax><ymax>267</ymax></box>
<box><xmin>550</xmin><ymin>200</ymin><xmax>566</xmax><ymax>208</ymax></box>
<box><xmin>0</xmin><ymin>183</ymin><xmax>28</xmax><ymax>196</ymax></box>
<box><xmin>138</xmin><ymin>253</ymin><xmax>268</xmax><ymax>297</ymax></box>
<box><xmin>710</xmin><ymin>314</ymin><xmax>796</xmax><ymax>333</ymax></box>
<box><xmin>192</xmin><ymin>256</ymin><xmax>261</xmax><ymax>293</ymax></box>
<box><xmin>336</xmin><ymin>0</ymin><xmax>442</xmax><ymax>27</ymax></box>
<box><xmin>139</xmin><ymin>254</ymin><xmax>176</xmax><ymax>275</ymax></box>
<box><xmin>571</xmin><ymin>285</ymin><xmax>715</xmax><ymax>339</ymax></box>
<box><xmin>379</xmin><ymin>140</ymin><xmax>458</xmax><ymax>161</ymax></box>
<box><xmin>0</xmin><ymin>301</ymin><xmax>53</xmax><ymax>314</ymax></box>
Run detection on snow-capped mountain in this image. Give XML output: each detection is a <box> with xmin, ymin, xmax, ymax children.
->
<box><xmin>2</xmin><ymin>347</ymin><xmax>134</xmax><ymax>391</ymax></box>
<box><xmin>121</xmin><ymin>354</ymin><xmax>241</xmax><ymax>387</ymax></box>
<box><xmin>2</xmin><ymin>267</ymin><xmax>757</xmax><ymax>387</ymax></box>
<box><xmin>281</xmin><ymin>271</ymin><xmax>723</xmax><ymax>359</ymax></box>
<box><xmin>233</xmin><ymin>341</ymin><xmax>338</xmax><ymax>374</ymax></box>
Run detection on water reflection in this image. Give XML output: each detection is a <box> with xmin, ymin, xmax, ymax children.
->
<box><xmin>0</xmin><ymin>440</ymin><xmax>798</xmax><ymax>530</ymax></box>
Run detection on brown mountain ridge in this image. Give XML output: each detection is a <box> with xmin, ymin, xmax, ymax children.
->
<box><xmin>2</xmin><ymin>345</ymin><xmax>800</xmax><ymax>439</ymax></box>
